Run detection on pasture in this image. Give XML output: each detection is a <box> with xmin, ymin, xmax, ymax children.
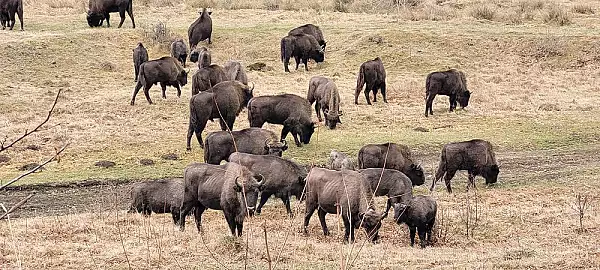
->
<box><xmin>1</xmin><ymin>0</ymin><xmax>600</xmax><ymax>268</ymax></box>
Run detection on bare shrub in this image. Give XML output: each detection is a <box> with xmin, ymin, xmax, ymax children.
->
<box><xmin>431</xmin><ymin>205</ymin><xmax>452</xmax><ymax>246</ymax></box>
<box><xmin>518</xmin><ymin>0</ymin><xmax>544</xmax><ymax>12</ymax></box>
<box><xmin>572</xmin><ymin>4</ymin><xmax>594</xmax><ymax>15</ymax></box>
<box><xmin>531</xmin><ymin>36</ymin><xmax>567</xmax><ymax>59</ymax></box>
<box><xmin>407</xmin><ymin>3</ymin><xmax>456</xmax><ymax>21</ymax></box>
<box><xmin>333</xmin><ymin>0</ymin><xmax>352</xmax><ymax>12</ymax></box>
<box><xmin>46</xmin><ymin>0</ymin><xmax>86</xmax><ymax>12</ymax></box>
<box><xmin>263</xmin><ymin>0</ymin><xmax>279</xmax><ymax>10</ymax></box>
<box><xmin>185</xmin><ymin>0</ymin><xmax>217</xmax><ymax>9</ymax></box>
<box><xmin>145</xmin><ymin>21</ymin><xmax>177</xmax><ymax>51</ymax></box>
<box><xmin>571</xmin><ymin>193</ymin><xmax>592</xmax><ymax>233</ymax></box>
<box><xmin>544</xmin><ymin>4</ymin><xmax>571</xmax><ymax>26</ymax></box>
<box><xmin>458</xmin><ymin>190</ymin><xmax>483</xmax><ymax>238</ymax></box>
<box><xmin>395</xmin><ymin>0</ymin><xmax>421</xmax><ymax>7</ymax></box>
<box><xmin>471</xmin><ymin>4</ymin><xmax>495</xmax><ymax>20</ymax></box>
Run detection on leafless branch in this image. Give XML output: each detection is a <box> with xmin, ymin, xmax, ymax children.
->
<box><xmin>0</xmin><ymin>143</ymin><xmax>69</xmax><ymax>191</ymax></box>
<box><xmin>0</xmin><ymin>193</ymin><xmax>36</xmax><ymax>220</ymax></box>
<box><xmin>263</xmin><ymin>221</ymin><xmax>273</xmax><ymax>270</ymax></box>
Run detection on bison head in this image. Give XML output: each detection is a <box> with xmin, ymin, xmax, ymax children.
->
<box><xmin>324</xmin><ymin>109</ymin><xmax>342</xmax><ymax>129</ymax></box>
<box><xmin>87</xmin><ymin>11</ymin><xmax>105</xmax><ymax>27</ymax></box>
<box><xmin>264</xmin><ymin>139</ymin><xmax>288</xmax><ymax>157</ymax></box>
<box><xmin>458</xmin><ymin>90</ymin><xmax>471</xmax><ymax>108</ymax></box>
<box><xmin>300</xmin><ymin>122</ymin><xmax>315</xmax><ymax>145</ymax></box>
<box><xmin>406</xmin><ymin>164</ymin><xmax>425</xmax><ymax>186</ymax></box>
<box><xmin>312</xmin><ymin>48</ymin><xmax>325</xmax><ymax>64</ymax></box>
<box><xmin>233</xmin><ymin>174</ymin><xmax>265</xmax><ymax>216</ymax></box>
<box><xmin>359</xmin><ymin>208</ymin><xmax>383</xmax><ymax>243</ymax></box>
<box><xmin>177</xmin><ymin>69</ymin><xmax>189</xmax><ymax>86</ymax></box>
<box><xmin>482</xmin><ymin>164</ymin><xmax>499</xmax><ymax>185</ymax></box>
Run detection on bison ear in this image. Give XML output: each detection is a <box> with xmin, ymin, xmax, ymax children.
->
<box><xmin>233</xmin><ymin>176</ymin><xmax>242</xmax><ymax>192</ymax></box>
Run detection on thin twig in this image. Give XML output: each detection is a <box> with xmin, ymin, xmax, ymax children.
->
<box><xmin>0</xmin><ymin>143</ymin><xmax>69</xmax><ymax>191</ymax></box>
<box><xmin>0</xmin><ymin>193</ymin><xmax>36</xmax><ymax>220</ymax></box>
<box><xmin>263</xmin><ymin>221</ymin><xmax>273</xmax><ymax>270</ymax></box>
<box><xmin>116</xmin><ymin>207</ymin><xmax>133</xmax><ymax>270</ymax></box>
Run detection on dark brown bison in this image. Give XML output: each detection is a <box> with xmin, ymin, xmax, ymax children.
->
<box><xmin>0</xmin><ymin>0</ymin><xmax>22</xmax><ymax>30</ymax></box>
<box><xmin>132</xmin><ymin>42</ymin><xmax>148</xmax><ymax>82</ymax></box>
<box><xmin>179</xmin><ymin>162</ymin><xmax>265</xmax><ymax>235</ymax></box>
<box><xmin>431</xmin><ymin>139</ymin><xmax>499</xmax><ymax>193</ymax></box>
<box><xmin>130</xmin><ymin>57</ymin><xmax>188</xmax><ymax>105</ymax></box>
<box><xmin>204</xmin><ymin>128</ymin><xmax>288</xmax><ymax>165</ymax></box>
<box><xmin>191</xmin><ymin>64</ymin><xmax>226</xmax><ymax>95</ymax></box>
<box><xmin>328</xmin><ymin>150</ymin><xmax>355</xmax><ymax>170</ymax></box>
<box><xmin>359</xmin><ymin>168</ymin><xmax>413</xmax><ymax>218</ymax></box>
<box><xmin>170</xmin><ymin>38</ymin><xmax>189</xmax><ymax>67</ymax></box>
<box><xmin>128</xmin><ymin>178</ymin><xmax>185</xmax><ymax>225</ymax></box>
<box><xmin>307</xmin><ymin>76</ymin><xmax>342</xmax><ymax>129</ymax></box>
<box><xmin>186</xmin><ymin>81</ymin><xmax>254</xmax><ymax>150</ymax></box>
<box><xmin>189</xmin><ymin>46</ymin><xmax>210</xmax><ymax>68</ymax></box>
<box><xmin>224</xmin><ymin>60</ymin><xmax>248</xmax><ymax>85</ymax></box>
<box><xmin>425</xmin><ymin>69</ymin><xmax>471</xmax><ymax>117</ymax></box>
<box><xmin>188</xmin><ymin>8</ymin><xmax>212</xmax><ymax>48</ymax></box>
<box><xmin>247</xmin><ymin>94</ymin><xmax>315</xmax><ymax>147</ymax></box>
<box><xmin>393</xmin><ymin>195</ymin><xmax>437</xmax><ymax>248</ymax></box>
<box><xmin>288</xmin><ymin>24</ymin><xmax>326</xmax><ymax>51</ymax></box>
<box><xmin>355</xmin><ymin>57</ymin><xmax>387</xmax><ymax>105</ymax></box>
<box><xmin>87</xmin><ymin>0</ymin><xmax>134</xmax><ymax>28</ymax></box>
<box><xmin>304</xmin><ymin>168</ymin><xmax>383</xmax><ymax>243</ymax></box>
<box><xmin>280</xmin><ymin>34</ymin><xmax>324</xmax><ymax>72</ymax></box>
<box><xmin>228</xmin><ymin>152</ymin><xmax>306</xmax><ymax>217</ymax></box>
<box><xmin>358</xmin><ymin>143</ymin><xmax>425</xmax><ymax>186</ymax></box>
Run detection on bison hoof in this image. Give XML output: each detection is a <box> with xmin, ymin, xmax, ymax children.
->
<box><xmin>186</xmin><ymin>147</ymin><xmax>192</xmax><ymax>151</ymax></box>
<box><xmin>130</xmin><ymin>101</ymin><xmax>135</xmax><ymax>106</ymax></box>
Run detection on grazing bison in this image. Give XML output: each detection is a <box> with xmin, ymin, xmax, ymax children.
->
<box><xmin>328</xmin><ymin>150</ymin><xmax>355</xmax><ymax>170</ymax></box>
<box><xmin>288</xmin><ymin>24</ymin><xmax>326</xmax><ymax>51</ymax></box>
<box><xmin>431</xmin><ymin>139</ymin><xmax>499</xmax><ymax>193</ymax></box>
<box><xmin>87</xmin><ymin>0</ymin><xmax>135</xmax><ymax>28</ymax></box>
<box><xmin>304</xmin><ymin>168</ymin><xmax>383</xmax><ymax>243</ymax></box>
<box><xmin>425</xmin><ymin>69</ymin><xmax>471</xmax><ymax>117</ymax></box>
<box><xmin>359</xmin><ymin>168</ymin><xmax>413</xmax><ymax>218</ymax></box>
<box><xmin>224</xmin><ymin>60</ymin><xmax>248</xmax><ymax>85</ymax></box>
<box><xmin>355</xmin><ymin>57</ymin><xmax>387</xmax><ymax>105</ymax></box>
<box><xmin>204</xmin><ymin>128</ymin><xmax>288</xmax><ymax>165</ymax></box>
<box><xmin>280</xmin><ymin>34</ymin><xmax>324</xmax><ymax>72</ymax></box>
<box><xmin>188</xmin><ymin>8</ymin><xmax>212</xmax><ymax>48</ymax></box>
<box><xmin>247</xmin><ymin>94</ymin><xmax>315</xmax><ymax>147</ymax></box>
<box><xmin>191</xmin><ymin>64</ymin><xmax>226</xmax><ymax>95</ymax></box>
<box><xmin>307</xmin><ymin>76</ymin><xmax>342</xmax><ymax>129</ymax></box>
<box><xmin>132</xmin><ymin>42</ymin><xmax>148</xmax><ymax>82</ymax></box>
<box><xmin>130</xmin><ymin>56</ymin><xmax>188</xmax><ymax>105</ymax></box>
<box><xmin>358</xmin><ymin>143</ymin><xmax>425</xmax><ymax>186</ymax></box>
<box><xmin>393</xmin><ymin>195</ymin><xmax>437</xmax><ymax>248</ymax></box>
<box><xmin>0</xmin><ymin>0</ymin><xmax>23</xmax><ymax>31</ymax></box>
<box><xmin>128</xmin><ymin>178</ymin><xmax>185</xmax><ymax>225</ymax></box>
<box><xmin>179</xmin><ymin>162</ymin><xmax>265</xmax><ymax>235</ymax></box>
<box><xmin>189</xmin><ymin>46</ymin><xmax>210</xmax><ymax>68</ymax></box>
<box><xmin>170</xmin><ymin>39</ymin><xmax>189</xmax><ymax>67</ymax></box>
<box><xmin>228</xmin><ymin>152</ymin><xmax>306</xmax><ymax>217</ymax></box>
<box><xmin>186</xmin><ymin>81</ymin><xmax>254</xmax><ymax>150</ymax></box>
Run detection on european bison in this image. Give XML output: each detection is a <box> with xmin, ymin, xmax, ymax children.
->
<box><xmin>170</xmin><ymin>39</ymin><xmax>189</xmax><ymax>67</ymax></box>
<box><xmin>247</xmin><ymin>94</ymin><xmax>315</xmax><ymax>147</ymax></box>
<box><xmin>224</xmin><ymin>60</ymin><xmax>248</xmax><ymax>85</ymax></box>
<box><xmin>132</xmin><ymin>42</ymin><xmax>148</xmax><ymax>82</ymax></box>
<box><xmin>188</xmin><ymin>8</ymin><xmax>212</xmax><ymax>48</ymax></box>
<box><xmin>280</xmin><ymin>34</ymin><xmax>324</xmax><ymax>72</ymax></box>
<box><xmin>304</xmin><ymin>168</ymin><xmax>383</xmax><ymax>243</ymax></box>
<box><xmin>431</xmin><ymin>139</ymin><xmax>499</xmax><ymax>193</ymax></box>
<box><xmin>288</xmin><ymin>24</ymin><xmax>326</xmax><ymax>51</ymax></box>
<box><xmin>0</xmin><ymin>0</ymin><xmax>23</xmax><ymax>31</ymax></box>
<box><xmin>130</xmin><ymin>56</ymin><xmax>188</xmax><ymax>105</ymax></box>
<box><xmin>191</xmin><ymin>64</ymin><xmax>226</xmax><ymax>95</ymax></box>
<box><xmin>128</xmin><ymin>178</ymin><xmax>185</xmax><ymax>225</ymax></box>
<box><xmin>87</xmin><ymin>0</ymin><xmax>135</xmax><ymax>28</ymax></box>
<box><xmin>328</xmin><ymin>150</ymin><xmax>355</xmax><ymax>170</ymax></box>
<box><xmin>228</xmin><ymin>152</ymin><xmax>306</xmax><ymax>217</ymax></box>
<box><xmin>204</xmin><ymin>127</ymin><xmax>288</xmax><ymax>165</ymax></box>
<box><xmin>358</xmin><ymin>143</ymin><xmax>425</xmax><ymax>186</ymax></box>
<box><xmin>425</xmin><ymin>69</ymin><xmax>471</xmax><ymax>117</ymax></box>
<box><xmin>355</xmin><ymin>57</ymin><xmax>387</xmax><ymax>105</ymax></box>
<box><xmin>179</xmin><ymin>162</ymin><xmax>265</xmax><ymax>235</ymax></box>
<box><xmin>359</xmin><ymin>168</ymin><xmax>413</xmax><ymax>218</ymax></box>
<box><xmin>393</xmin><ymin>195</ymin><xmax>437</xmax><ymax>248</ymax></box>
<box><xmin>186</xmin><ymin>81</ymin><xmax>254</xmax><ymax>150</ymax></box>
<box><xmin>307</xmin><ymin>76</ymin><xmax>342</xmax><ymax>129</ymax></box>
<box><xmin>189</xmin><ymin>46</ymin><xmax>210</xmax><ymax>68</ymax></box>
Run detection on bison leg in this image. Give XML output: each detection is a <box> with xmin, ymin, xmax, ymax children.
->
<box><xmin>294</xmin><ymin>56</ymin><xmax>301</xmax><ymax>70</ymax></box>
<box><xmin>291</xmin><ymin>131</ymin><xmax>302</xmax><ymax>147</ymax></box>
<box><xmin>127</xmin><ymin>6</ymin><xmax>135</xmax><ymax>28</ymax></box>
<box><xmin>130</xmin><ymin>82</ymin><xmax>143</xmax><ymax>105</ymax></box>
<box><xmin>117</xmin><ymin>8</ymin><xmax>126</xmax><ymax>28</ymax></box>
<box><xmin>444</xmin><ymin>170</ymin><xmax>456</xmax><ymax>193</ymax></box>
<box><xmin>342</xmin><ymin>216</ymin><xmax>353</xmax><ymax>244</ymax></box>
<box><xmin>282</xmin><ymin>195</ymin><xmax>293</xmax><ymax>217</ymax></box>
<box><xmin>425</xmin><ymin>93</ymin><xmax>436</xmax><ymax>117</ymax></box>
<box><xmin>418</xmin><ymin>226</ymin><xmax>427</xmax><ymax>248</ymax></box>
<box><xmin>194</xmin><ymin>206</ymin><xmax>206</xmax><ymax>232</ymax></box>
<box><xmin>449</xmin><ymin>94</ymin><xmax>457</xmax><ymax>112</ymax></box>
<box><xmin>256</xmin><ymin>192</ymin><xmax>271</xmax><ymax>215</ymax></box>
<box><xmin>303</xmin><ymin>201</ymin><xmax>318</xmax><ymax>234</ymax></box>
<box><xmin>467</xmin><ymin>172</ymin><xmax>476</xmax><ymax>190</ymax></box>
<box><xmin>283</xmin><ymin>56</ymin><xmax>291</xmax><ymax>73</ymax></box>
<box><xmin>364</xmin><ymin>85</ymin><xmax>373</xmax><ymax>105</ymax></box>
<box><xmin>315</xmin><ymin>103</ymin><xmax>322</xmax><ymax>122</ymax></box>
<box><xmin>143</xmin><ymin>85</ymin><xmax>153</xmax><ymax>104</ymax></box>
<box><xmin>179</xmin><ymin>200</ymin><xmax>196</xmax><ymax>231</ymax></box>
<box><xmin>224</xmin><ymin>213</ymin><xmax>238</xmax><ymax>236</ymax></box>
<box><xmin>318</xmin><ymin>208</ymin><xmax>329</xmax><ymax>236</ymax></box>
<box><xmin>302</xmin><ymin>58</ymin><xmax>309</xmax><ymax>71</ymax></box>
<box><xmin>160</xmin><ymin>82</ymin><xmax>167</xmax><ymax>99</ymax></box>
<box><xmin>174</xmin><ymin>84</ymin><xmax>182</xmax><ymax>98</ymax></box>
<box><xmin>354</xmin><ymin>87</ymin><xmax>362</xmax><ymax>105</ymax></box>
<box><xmin>171</xmin><ymin>210</ymin><xmax>179</xmax><ymax>225</ymax></box>
<box><xmin>380</xmin><ymin>84</ymin><xmax>388</xmax><ymax>103</ymax></box>
<box><xmin>105</xmin><ymin>12</ymin><xmax>110</xmax><ymax>27</ymax></box>
<box><xmin>382</xmin><ymin>199</ymin><xmax>392</xmax><ymax>219</ymax></box>
<box><xmin>8</xmin><ymin>12</ymin><xmax>14</xmax><ymax>30</ymax></box>
<box><xmin>372</xmin><ymin>86</ymin><xmax>378</xmax><ymax>103</ymax></box>
<box><xmin>409</xmin><ymin>225</ymin><xmax>416</xmax><ymax>247</ymax></box>
<box><xmin>426</xmin><ymin>219</ymin><xmax>435</xmax><ymax>245</ymax></box>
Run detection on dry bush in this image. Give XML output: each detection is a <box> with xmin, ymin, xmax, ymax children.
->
<box><xmin>544</xmin><ymin>4</ymin><xmax>571</xmax><ymax>26</ymax></box>
<box><xmin>470</xmin><ymin>4</ymin><xmax>496</xmax><ymax>20</ymax></box>
<box><xmin>396</xmin><ymin>0</ymin><xmax>422</xmax><ymax>7</ymax></box>
<box><xmin>45</xmin><ymin>0</ymin><xmax>87</xmax><ymax>12</ymax></box>
<box><xmin>518</xmin><ymin>0</ymin><xmax>544</xmax><ymax>12</ymax></box>
<box><xmin>572</xmin><ymin>4</ymin><xmax>594</xmax><ymax>15</ymax></box>
<box><xmin>531</xmin><ymin>36</ymin><xmax>566</xmax><ymax>59</ymax></box>
<box><xmin>263</xmin><ymin>0</ymin><xmax>280</xmax><ymax>10</ymax></box>
<box><xmin>333</xmin><ymin>0</ymin><xmax>352</xmax><ymax>12</ymax></box>
<box><xmin>405</xmin><ymin>3</ymin><xmax>456</xmax><ymax>21</ymax></box>
<box><xmin>145</xmin><ymin>21</ymin><xmax>178</xmax><ymax>52</ymax></box>
<box><xmin>185</xmin><ymin>0</ymin><xmax>217</xmax><ymax>9</ymax></box>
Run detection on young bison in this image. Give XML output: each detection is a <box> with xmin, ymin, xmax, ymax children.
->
<box><xmin>393</xmin><ymin>195</ymin><xmax>437</xmax><ymax>248</ymax></box>
<box><xmin>128</xmin><ymin>178</ymin><xmax>185</xmax><ymax>225</ymax></box>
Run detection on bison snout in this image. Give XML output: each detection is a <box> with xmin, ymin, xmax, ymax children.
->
<box><xmin>247</xmin><ymin>206</ymin><xmax>256</xmax><ymax>216</ymax></box>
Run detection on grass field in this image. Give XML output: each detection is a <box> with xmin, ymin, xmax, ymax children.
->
<box><xmin>1</xmin><ymin>0</ymin><xmax>600</xmax><ymax>268</ymax></box>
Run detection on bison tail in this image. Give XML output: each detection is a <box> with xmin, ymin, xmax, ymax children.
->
<box><xmin>203</xmin><ymin>136</ymin><xmax>210</xmax><ymax>163</ymax></box>
<box><xmin>425</xmin><ymin>73</ymin><xmax>432</xmax><ymax>97</ymax></box>
<box><xmin>138</xmin><ymin>63</ymin><xmax>146</xmax><ymax>87</ymax></box>
<box><xmin>189</xmin><ymin>96</ymin><xmax>199</xmax><ymax>129</ymax></box>
<box><xmin>246</xmin><ymin>98</ymin><xmax>254</xmax><ymax>124</ymax></box>
<box><xmin>280</xmin><ymin>38</ymin><xmax>286</xmax><ymax>63</ymax></box>
<box><xmin>356</xmin><ymin>65</ymin><xmax>365</xmax><ymax>90</ymax></box>
<box><xmin>435</xmin><ymin>148</ymin><xmax>447</xmax><ymax>181</ymax></box>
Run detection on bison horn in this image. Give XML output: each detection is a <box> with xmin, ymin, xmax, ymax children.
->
<box><xmin>249</xmin><ymin>82</ymin><xmax>255</xmax><ymax>93</ymax></box>
<box><xmin>264</xmin><ymin>139</ymin><xmax>271</xmax><ymax>146</ymax></box>
<box><xmin>281</xmin><ymin>139</ymin><xmax>287</xmax><ymax>147</ymax></box>
<box><xmin>339</xmin><ymin>110</ymin><xmax>343</xmax><ymax>116</ymax></box>
<box><xmin>235</xmin><ymin>176</ymin><xmax>242</xmax><ymax>190</ymax></box>
<box><xmin>256</xmin><ymin>174</ymin><xmax>265</xmax><ymax>186</ymax></box>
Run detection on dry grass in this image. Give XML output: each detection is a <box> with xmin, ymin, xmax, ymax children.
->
<box><xmin>572</xmin><ymin>4</ymin><xmax>595</xmax><ymax>15</ymax></box>
<box><xmin>470</xmin><ymin>4</ymin><xmax>496</xmax><ymax>21</ymax></box>
<box><xmin>544</xmin><ymin>4</ymin><xmax>572</xmax><ymax>26</ymax></box>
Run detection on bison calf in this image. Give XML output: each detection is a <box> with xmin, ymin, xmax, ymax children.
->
<box><xmin>358</xmin><ymin>143</ymin><xmax>425</xmax><ymax>186</ymax></box>
<box><xmin>307</xmin><ymin>76</ymin><xmax>342</xmax><ymax>129</ymax></box>
<box><xmin>170</xmin><ymin>39</ymin><xmax>189</xmax><ymax>68</ymax></box>
<box><xmin>130</xmin><ymin>56</ymin><xmax>188</xmax><ymax>105</ymax></box>
<box><xmin>128</xmin><ymin>178</ymin><xmax>185</xmax><ymax>225</ymax></box>
<box><xmin>204</xmin><ymin>128</ymin><xmax>288</xmax><ymax>165</ymax></box>
<box><xmin>355</xmin><ymin>57</ymin><xmax>387</xmax><ymax>105</ymax></box>
<box><xmin>280</xmin><ymin>34</ymin><xmax>324</xmax><ymax>72</ymax></box>
<box><xmin>393</xmin><ymin>195</ymin><xmax>437</xmax><ymax>248</ymax></box>
<box><xmin>425</xmin><ymin>69</ymin><xmax>471</xmax><ymax>117</ymax></box>
<box><xmin>132</xmin><ymin>42</ymin><xmax>148</xmax><ymax>82</ymax></box>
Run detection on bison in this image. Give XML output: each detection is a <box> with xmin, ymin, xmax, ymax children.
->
<box><xmin>288</xmin><ymin>24</ymin><xmax>326</xmax><ymax>51</ymax></box>
<box><xmin>128</xmin><ymin>178</ymin><xmax>185</xmax><ymax>225</ymax></box>
<box><xmin>228</xmin><ymin>152</ymin><xmax>306</xmax><ymax>217</ymax></box>
<box><xmin>224</xmin><ymin>60</ymin><xmax>248</xmax><ymax>85</ymax></box>
<box><xmin>179</xmin><ymin>162</ymin><xmax>265</xmax><ymax>235</ymax></box>
<box><xmin>425</xmin><ymin>69</ymin><xmax>471</xmax><ymax>117</ymax></box>
<box><xmin>431</xmin><ymin>139</ymin><xmax>499</xmax><ymax>193</ymax></box>
<box><xmin>188</xmin><ymin>8</ymin><xmax>212</xmax><ymax>48</ymax></box>
<box><xmin>393</xmin><ymin>195</ymin><xmax>437</xmax><ymax>248</ymax></box>
<box><xmin>186</xmin><ymin>81</ymin><xmax>254</xmax><ymax>150</ymax></box>
<box><xmin>247</xmin><ymin>94</ymin><xmax>315</xmax><ymax>147</ymax></box>
<box><xmin>304</xmin><ymin>168</ymin><xmax>383</xmax><ymax>243</ymax></box>
<box><xmin>355</xmin><ymin>57</ymin><xmax>387</xmax><ymax>105</ymax></box>
<box><xmin>191</xmin><ymin>64</ymin><xmax>226</xmax><ymax>95</ymax></box>
<box><xmin>130</xmin><ymin>56</ymin><xmax>188</xmax><ymax>105</ymax></box>
<box><xmin>328</xmin><ymin>150</ymin><xmax>355</xmax><ymax>170</ymax></box>
<box><xmin>280</xmin><ymin>34</ymin><xmax>324</xmax><ymax>72</ymax></box>
<box><xmin>358</xmin><ymin>143</ymin><xmax>425</xmax><ymax>186</ymax></box>
<box><xmin>204</xmin><ymin>128</ymin><xmax>288</xmax><ymax>165</ymax></box>
<box><xmin>359</xmin><ymin>168</ymin><xmax>413</xmax><ymax>218</ymax></box>
<box><xmin>0</xmin><ymin>0</ymin><xmax>23</xmax><ymax>31</ymax></box>
<box><xmin>132</xmin><ymin>42</ymin><xmax>148</xmax><ymax>82</ymax></box>
<box><xmin>87</xmin><ymin>0</ymin><xmax>135</xmax><ymax>28</ymax></box>
<box><xmin>170</xmin><ymin>39</ymin><xmax>189</xmax><ymax>67</ymax></box>
<box><xmin>189</xmin><ymin>46</ymin><xmax>210</xmax><ymax>68</ymax></box>
<box><xmin>307</xmin><ymin>76</ymin><xmax>342</xmax><ymax>129</ymax></box>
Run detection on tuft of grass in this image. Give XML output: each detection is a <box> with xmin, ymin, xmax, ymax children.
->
<box><xmin>544</xmin><ymin>4</ymin><xmax>571</xmax><ymax>26</ymax></box>
<box><xmin>144</xmin><ymin>21</ymin><xmax>177</xmax><ymax>52</ymax></box>
<box><xmin>470</xmin><ymin>4</ymin><xmax>496</xmax><ymax>20</ymax></box>
<box><xmin>572</xmin><ymin>4</ymin><xmax>594</xmax><ymax>15</ymax></box>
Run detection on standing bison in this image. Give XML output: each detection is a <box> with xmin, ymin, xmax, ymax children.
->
<box><xmin>247</xmin><ymin>94</ymin><xmax>315</xmax><ymax>147</ymax></box>
<box><xmin>355</xmin><ymin>57</ymin><xmax>387</xmax><ymax>105</ymax></box>
<box><xmin>128</xmin><ymin>178</ymin><xmax>185</xmax><ymax>225</ymax></box>
<box><xmin>204</xmin><ymin>128</ymin><xmax>288</xmax><ymax>165</ymax></box>
<box><xmin>188</xmin><ymin>8</ymin><xmax>212</xmax><ymax>48</ymax></box>
<box><xmin>170</xmin><ymin>39</ymin><xmax>189</xmax><ymax>67</ymax></box>
<box><xmin>87</xmin><ymin>0</ymin><xmax>135</xmax><ymax>28</ymax></box>
<box><xmin>359</xmin><ymin>168</ymin><xmax>413</xmax><ymax>218</ymax></box>
<box><xmin>0</xmin><ymin>0</ymin><xmax>23</xmax><ymax>31</ymax></box>
<box><xmin>425</xmin><ymin>69</ymin><xmax>471</xmax><ymax>117</ymax></box>
<box><xmin>224</xmin><ymin>60</ymin><xmax>248</xmax><ymax>85</ymax></box>
<box><xmin>280</xmin><ymin>34</ymin><xmax>324</xmax><ymax>72</ymax></box>
<box><xmin>132</xmin><ymin>42</ymin><xmax>148</xmax><ymax>82</ymax></box>
<box><xmin>190</xmin><ymin>46</ymin><xmax>210</xmax><ymax>67</ymax></box>
<box><xmin>191</xmin><ymin>64</ymin><xmax>226</xmax><ymax>95</ymax></box>
<box><xmin>186</xmin><ymin>81</ymin><xmax>254</xmax><ymax>150</ymax></box>
<box><xmin>431</xmin><ymin>139</ymin><xmax>499</xmax><ymax>193</ymax></box>
<box><xmin>307</xmin><ymin>76</ymin><xmax>342</xmax><ymax>129</ymax></box>
<box><xmin>328</xmin><ymin>150</ymin><xmax>355</xmax><ymax>170</ymax></box>
<box><xmin>304</xmin><ymin>168</ymin><xmax>383</xmax><ymax>243</ymax></box>
<box><xmin>394</xmin><ymin>195</ymin><xmax>437</xmax><ymax>248</ymax></box>
<box><xmin>130</xmin><ymin>56</ymin><xmax>188</xmax><ymax>105</ymax></box>
<box><xmin>358</xmin><ymin>143</ymin><xmax>425</xmax><ymax>186</ymax></box>
<box><xmin>179</xmin><ymin>162</ymin><xmax>265</xmax><ymax>235</ymax></box>
<box><xmin>288</xmin><ymin>24</ymin><xmax>326</xmax><ymax>51</ymax></box>
<box><xmin>228</xmin><ymin>152</ymin><xmax>306</xmax><ymax>217</ymax></box>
